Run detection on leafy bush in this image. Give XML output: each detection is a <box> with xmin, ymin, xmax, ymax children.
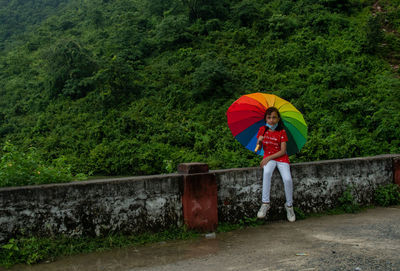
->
<box><xmin>363</xmin><ymin>15</ymin><xmax>384</xmax><ymax>54</ymax></box>
<box><xmin>268</xmin><ymin>14</ymin><xmax>298</xmax><ymax>39</ymax></box>
<box><xmin>338</xmin><ymin>186</ymin><xmax>360</xmax><ymax>213</ymax></box>
<box><xmin>374</xmin><ymin>184</ymin><xmax>400</xmax><ymax>207</ymax></box>
<box><xmin>44</xmin><ymin>40</ymin><xmax>98</xmax><ymax>99</ymax></box>
<box><xmin>318</xmin><ymin>0</ymin><xmax>355</xmax><ymax>12</ymax></box>
<box><xmin>231</xmin><ymin>0</ymin><xmax>264</xmax><ymax>27</ymax></box>
<box><xmin>0</xmin><ymin>141</ymin><xmax>86</xmax><ymax>187</ymax></box>
<box><xmin>191</xmin><ymin>57</ymin><xmax>232</xmax><ymax>100</ymax></box>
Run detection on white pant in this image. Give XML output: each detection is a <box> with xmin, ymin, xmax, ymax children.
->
<box><xmin>262</xmin><ymin>160</ymin><xmax>293</xmax><ymax>206</ymax></box>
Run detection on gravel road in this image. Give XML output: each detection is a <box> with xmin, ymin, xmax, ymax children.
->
<box><xmin>9</xmin><ymin>206</ymin><xmax>400</xmax><ymax>271</ymax></box>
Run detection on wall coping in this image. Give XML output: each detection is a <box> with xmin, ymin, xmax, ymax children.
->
<box><xmin>1</xmin><ymin>154</ymin><xmax>399</xmax><ymax>192</ymax></box>
<box><xmin>210</xmin><ymin>154</ymin><xmax>400</xmax><ymax>174</ymax></box>
<box><xmin>0</xmin><ymin>173</ymin><xmax>182</xmax><ymax>192</ymax></box>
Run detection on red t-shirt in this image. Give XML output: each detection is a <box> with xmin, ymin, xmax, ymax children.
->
<box><xmin>257</xmin><ymin>126</ymin><xmax>290</xmax><ymax>163</ymax></box>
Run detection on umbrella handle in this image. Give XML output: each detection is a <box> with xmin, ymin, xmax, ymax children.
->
<box><xmin>254</xmin><ymin>144</ymin><xmax>261</xmax><ymax>152</ymax></box>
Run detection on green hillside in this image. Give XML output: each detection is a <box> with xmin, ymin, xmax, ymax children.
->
<box><xmin>0</xmin><ymin>0</ymin><xmax>70</xmax><ymax>49</ymax></box>
<box><xmin>0</xmin><ymin>0</ymin><xmax>399</xmax><ymax>181</ymax></box>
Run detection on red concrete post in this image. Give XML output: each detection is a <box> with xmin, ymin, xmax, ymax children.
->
<box><xmin>178</xmin><ymin>163</ymin><xmax>218</xmax><ymax>232</ymax></box>
<box><xmin>394</xmin><ymin>157</ymin><xmax>400</xmax><ymax>187</ymax></box>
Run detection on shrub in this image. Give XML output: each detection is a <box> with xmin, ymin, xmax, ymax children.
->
<box><xmin>268</xmin><ymin>14</ymin><xmax>298</xmax><ymax>39</ymax></box>
<box><xmin>374</xmin><ymin>184</ymin><xmax>400</xmax><ymax>207</ymax></box>
<box><xmin>338</xmin><ymin>186</ymin><xmax>360</xmax><ymax>213</ymax></box>
<box><xmin>294</xmin><ymin>207</ymin><xmax>306</xmax><ymax>220</ymax></box>
<box><xmin>45</xmin><ymin>40</ymin><xmax>97</xmax><ymax>99</ymax></box>
<box><xmin>0</xmin><ymin>141</ymin><xmax>86</xmax><ymax>187</ymax></box>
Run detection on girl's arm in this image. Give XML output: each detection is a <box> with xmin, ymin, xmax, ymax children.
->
<box><xmin>260</xmin><ymin>141</ymin><xmax>287</xmax><ymax>167</ymax></box>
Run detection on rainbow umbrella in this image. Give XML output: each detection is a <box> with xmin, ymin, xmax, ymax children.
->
<box><xmin>226</xmin><ymin>93</ymin><xmax>307</xmax><ymax>156</ymax></box>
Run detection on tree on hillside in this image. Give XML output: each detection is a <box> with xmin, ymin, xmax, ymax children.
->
<box><xmin>44</xmin><ymin>40</ymin><xmax>97</xmax><ymax>99</ymax></box>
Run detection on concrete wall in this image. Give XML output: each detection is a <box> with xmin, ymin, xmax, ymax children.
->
<box><xmin>216</xmin><ymin>155</ymin><xmax>397</xmax><ymax>223</ymax></box>
<box><xmin>0</xmin><ymin>155</ymin><xmax>399</xmax><ymax>243</ymax></box>
<box><xmin>0</xmin><ymin>175</ymin><xmax>183</xmax><ymax>243</ymax></box>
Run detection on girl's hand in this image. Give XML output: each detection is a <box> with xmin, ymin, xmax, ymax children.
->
<box><xmin>260</xmin><ymin>157</ymin><xmax>270</xmax><ymax>167</ymax></box>
<box><xmin>260</xmin><ymin>142</ymin><xmax>287</xmax><ymax>167</ymax></box>
<box><xmin>254</xmin><ymin>136</ymin><xmax>264</xmax><ymax>152</ymax></box>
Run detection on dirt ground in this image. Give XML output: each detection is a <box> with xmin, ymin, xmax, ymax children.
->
<box><xmin>9</xmin><ymin>206</ymin><xmax>400</xmax><ymax>271</ymax></box>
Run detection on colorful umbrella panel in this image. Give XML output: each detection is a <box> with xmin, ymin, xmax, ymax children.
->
<box><xmin>226</xmin><ymin>93</ymin><xmax>307</xmax><ymax>156</ymax></box>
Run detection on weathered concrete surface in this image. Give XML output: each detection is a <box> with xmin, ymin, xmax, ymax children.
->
<box><xmin>6</xmin><ymin>206</ymin><xmax>400</xmax><ymax>271</ymax></box>
<box><xmin>215</xmin><ymin>155</ymin><xmax>397</xmax><ymax>223</ymax></box>
<box><xmin>0</xmin><ymin>155</ymin><xmax>398</xmax><ymax>243</ymax></box>
<box><xmin>0</xmin><ymin>175</ymin><xmax>183</xmax><ymax>243</ymax></box>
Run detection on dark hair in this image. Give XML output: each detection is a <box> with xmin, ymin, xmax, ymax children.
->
<box><xmin>264</xmin><ymin>107</ymin><xmax>284</xmax><ymax>131</ymax></box>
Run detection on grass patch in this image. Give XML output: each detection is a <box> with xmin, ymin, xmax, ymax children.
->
<box><xmin>0</xmin><ymin>226</ymin><xmax>199</xmax><ymax>268</ymax></box>
<box><xmin>217</xmin><ymin>216</ymin><xmax>265</xmax><ymax>233</ymax></box>
<box><xmin>294</xmin><ymin>207</ymin><xmax>307</xmax><ymax>220</ymax></box>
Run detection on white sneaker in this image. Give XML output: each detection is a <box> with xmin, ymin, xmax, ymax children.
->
<box><xmin>285</xmin><ymin>204</ymin><xmax>296</xmax><ymax>222</ymax></box>
<box><xmin>257</xmin><ymin>203</ymin><xmax>270</xmax><ymax>219</ymax></box>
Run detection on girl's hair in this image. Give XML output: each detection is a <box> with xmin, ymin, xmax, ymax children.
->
<box><xmin>264</xmin><ymin>107</ymin><xmax>284</xmax><ymax>131</ymax></box>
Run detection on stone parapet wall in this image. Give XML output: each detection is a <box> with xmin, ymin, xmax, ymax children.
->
<box><xmin>0</xmin><ymin>175</ymin><xmax>183</xmax><ymax>243</ymax></box>
<box><xmin>215</xmin><ymin>155</ymin><xmax>397</xmax><ymax>222</ymax></box>
<box><xmin>0</xmin><ymin>155</ymin><xmax>399</xmax><ymax>243</ymax></box>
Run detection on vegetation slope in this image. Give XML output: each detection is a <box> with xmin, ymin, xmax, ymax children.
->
<box><xmin>0</xmin><ymin>0</ymin><xmax>399</xmax><ymax>181</ymax></box>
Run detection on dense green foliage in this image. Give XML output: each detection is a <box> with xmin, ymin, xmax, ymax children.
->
<box><xmin>0</xmin><ymin>141</ymin><xmax>86</xmax><ymax>187</ymax></box>
<box><xmin>0</xmin><ymin>0</ymin><xmax>70</xmax><ymax>50</ymax></box>
<box><xmin>1</xmin><ymin>0</ymin><xmax>400</xmax><ymax>181</ymax></box>
<box><xmin>374</xmin><ymin>183</ymin><xmax>400</xmax><ymax>206</ymax></box>
<box><xmin>338</xmin><ymin>185</ymin><xmax>361</xmax><ymax>213</ymax></box>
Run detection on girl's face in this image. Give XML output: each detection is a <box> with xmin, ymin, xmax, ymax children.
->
<box><xmin>266</xmin><ymin>111</ymin><xmax>280</xmax><ymax>126</ymax></box>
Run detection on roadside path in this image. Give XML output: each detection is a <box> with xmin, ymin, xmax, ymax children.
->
<box><xmin>10</xmin><ymin>206</ymin><xmax>400</xmax><ymax>271</ymax></box>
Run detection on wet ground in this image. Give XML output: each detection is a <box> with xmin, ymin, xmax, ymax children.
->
<box><xmin>6</xmin><ymin>206</ymin><xmax>400</xmax><ymax>271</ymax></box>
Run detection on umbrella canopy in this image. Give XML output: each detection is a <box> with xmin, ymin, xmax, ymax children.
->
<box><xmin>226</xmin><ymin>93</ymin><xmax>307</xmax><ymax>156</ymax></box>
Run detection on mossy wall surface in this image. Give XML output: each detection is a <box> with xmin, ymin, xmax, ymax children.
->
<box><xmin>0</xmin><ymin>155</ymin><xmax>398</xmax><ymax>242</ymax></box>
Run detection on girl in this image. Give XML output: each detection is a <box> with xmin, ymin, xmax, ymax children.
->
<box><xmin>254</xmin><ymin>107</ymin><xmax>295</xmax><ymax>222</ymax></box>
